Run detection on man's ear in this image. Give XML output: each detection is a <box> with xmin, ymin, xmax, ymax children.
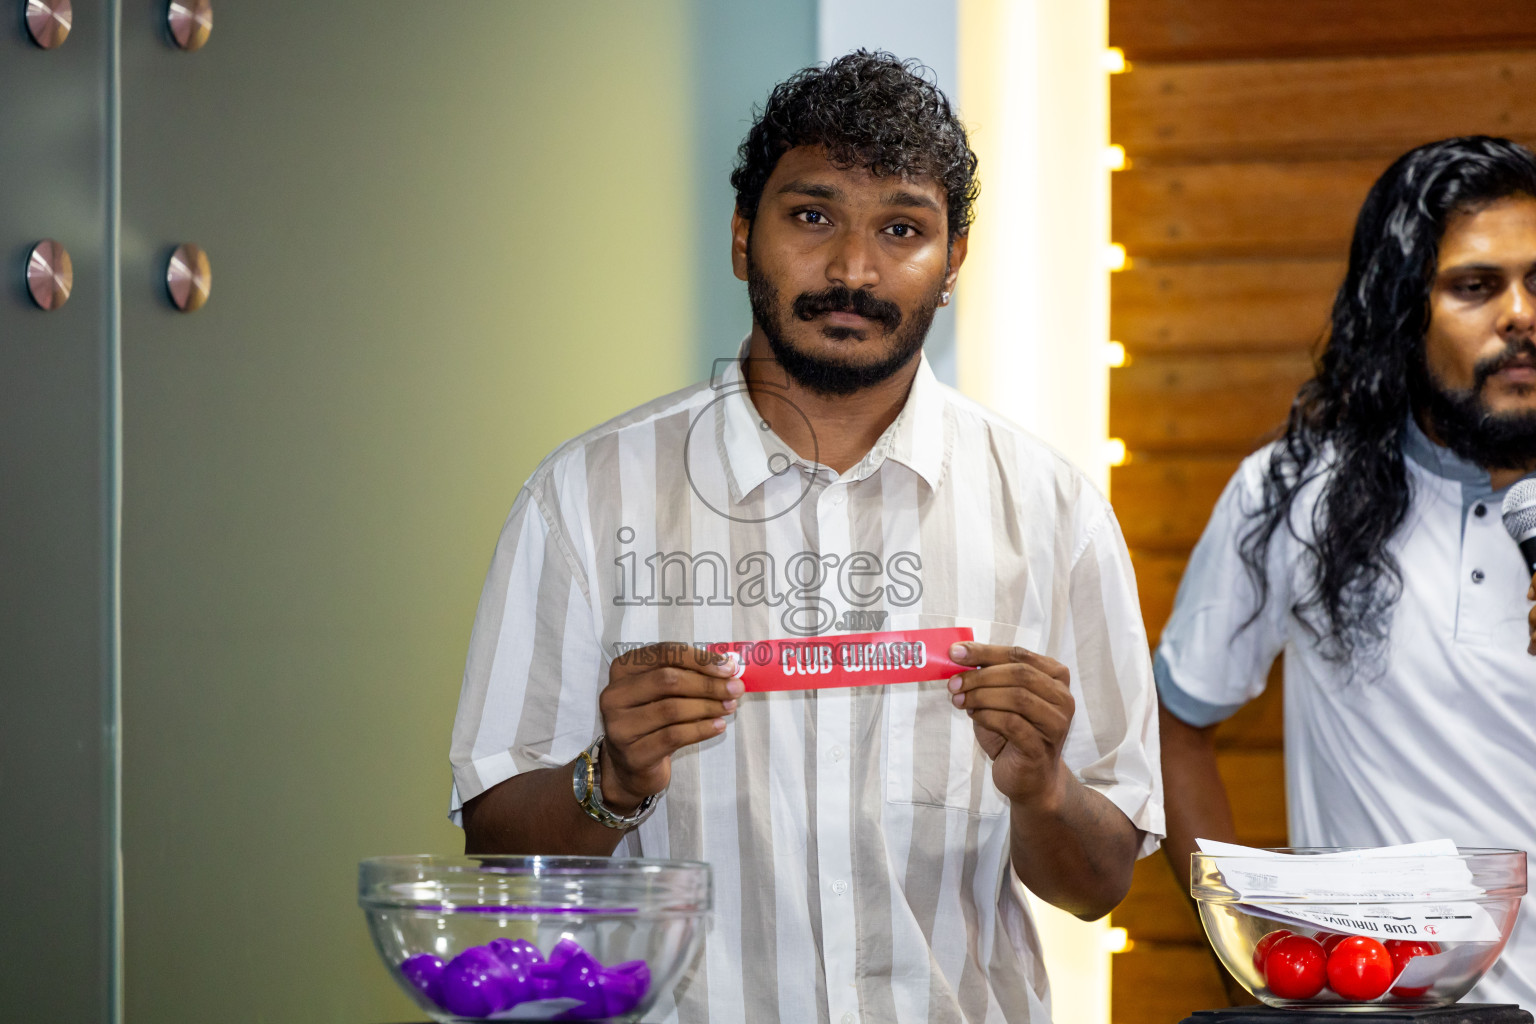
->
<box><xmin>944</xmin><ymin>232</ymin><xmax>969</xmax><ymax>294</ymax></box>
<box><xmin>731</xmin><ymin>209</ymin><xmax>752</xmax><ymax>283</ymax></box>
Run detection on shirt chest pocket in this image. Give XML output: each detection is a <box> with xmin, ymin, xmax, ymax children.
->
<box><xmin>881</xmin><ymin>615</ymin><xmax>1034</xmax><ymax>817</ymax></box>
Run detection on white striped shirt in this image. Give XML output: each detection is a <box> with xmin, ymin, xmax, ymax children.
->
<box><xmin>450</xmin><ymin>352</ymin><xmax>1164</xmax><ymax>1024</ymax></box>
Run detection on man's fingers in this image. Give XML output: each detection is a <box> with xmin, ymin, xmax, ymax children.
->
<box><xmin>624</xmin><ymin>719</ymin><xmax>730</xmax><ymax>766</ymax></box>
<box><xmin>947</xmin><ymin>664</ymin><xmax>1072</xmax><ymax>712</ymax></box>
<box><xmin>972</xmin><ymin>720</ymin><xmax>1007</xmax><ymax>760</ymax></box>
<box><xmin>1528</xmin><ymin>574</ymin><xmax>1535</xmax><ymax>655</ymax></box>
<box><xmin>968</xmin><ymin>708</ymin><xmax>1053</xmax><ymax>758</ymax></box>
<box><xmin>612</xmin><ymin>642</ymin><xmax>739</xmax><ymax>678</ymax></box>
<box><xmin>606</xmin><ymin>697</ymin><xmax>738</xmax><ymax>747</ymax></box>
<box><xmin>604</xmin><ymin>665</ymin><xmax>745</xmax><ymax>711</ymax></box>
<box><xmin>955</xmin><ymin>679</ymin><xmax>1066</xmax><ymax>718</ymax></box>
<box><xmin>958</xmin><ymin>687</ymin><xmax>1072</xmax><ymax>744</ymax></box>
<box><xmin>949</xmin><ymin>641</ymin><xmax>1064</xmax><ymax>675</ymax></box>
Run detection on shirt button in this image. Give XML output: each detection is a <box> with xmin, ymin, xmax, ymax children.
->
<box><xmin>831</xmin><ymin>879</ymin><xmax>848</xmax><ymax>896</ymax></box>
<box><xmin>829</xmin><ymin>745</ymin><xmax>844</xmax><ymax>762</ymax></box>
<box><xmin>1475</xmin><ymin>503</ymin><xmax>1488</xmax><ymax>518</ymax></box>
<box><xmin>831</xmin><ymin>491</ymin><xmax>845</xmax><ymax>505</ymax></box>
<box><xmin>841</xmin><ymin>1014</ymin><xmax>856</xmax><ymax>1024</ymax></box>
<box><xmin>1472</xmin><ymin>569</ymin><xmax>1486</xmax><ymax>584</ymax></box>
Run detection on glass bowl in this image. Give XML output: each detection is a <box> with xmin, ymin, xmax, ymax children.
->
<box><xmin>359</xmin><ymin>855</ymin><xmax>711</xmax><ymax>1022</ymax></box>
<box><xmin>1192</xmin><ymin>847</ymin><xmax>1525</xmax><ymax>1011</ymax></box>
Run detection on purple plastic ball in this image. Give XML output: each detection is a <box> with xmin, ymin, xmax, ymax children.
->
<box><xmin>439</xmin><ymin>945</ymin><xmax>532</xmax><ymax>1017</ymax></box>
<box><xmin>611</xmin><ymin>959</ymin><xmax>651</xmax><ymax>999</ymax></box>
<box><xmin>399</xmin><ymin>953</ymin><xmax>445</xmax><ymax>1006</ymax></box>
<box><xmin>546</xmin><ymin>937</ymin><xmax>585</xmax><ymax>968</ymax></box>
<box><xmin>595</xmin><ymin>967</ymin><xmax>644</xmax><ymax>1017</ymax></box>
<box><xmin>529</xmin><ymin>960</ymin><xmax>561</xmax><ymax>1000</ymax></box>
<box><xmin>558</xmin><ymin>949</ymin><xmax>607</xmax><ymax>1017</ymax></box>
<box><xmin>489</xmin><ymin>937</ymin><xmax>543</xmax><ymax>970</ymax></box>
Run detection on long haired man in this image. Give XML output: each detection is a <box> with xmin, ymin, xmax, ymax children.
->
<box><xmin>1158</xmin><ymin>136</ymin><xmax>1536</xmax><ymax>1006</ymax></box>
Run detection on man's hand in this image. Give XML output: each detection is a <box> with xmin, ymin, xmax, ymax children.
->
<box><xmin>463</xmin><ymin>643</ymin><xmax>739</xmax><ymax>857</ymax></box>
<box><xmin>598</xmin><ymin>643</ymin><xmax>744</xmax><ymax>811</ymax></box>
<box><xmin>948</xmin><ymin>640</ymin><xmax>1138</xmax><ymax>919</ymax></box>
<box><xmin>1527</xmin><ymin>573</ymin><xmax>1535</xmax><ymax>656</ymax></box>
<box><xmin>947</xmin><ymin>642</ymin><xmax>1075</xmax><ymax>810</ymax></box>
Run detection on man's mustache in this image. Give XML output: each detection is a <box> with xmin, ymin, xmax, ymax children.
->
<box><xmin>792</xmin><ymin>286</ymin><xmax>902</xmax><ymax>332</ymax></box>
<box><xmin>1473</xmin><ymin>336</ymin><xmax>1536</xmax><ymax>391</ymax></box>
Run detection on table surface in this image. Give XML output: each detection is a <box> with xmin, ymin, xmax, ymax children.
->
<box><xmin>385</xmin><ymin>1004</ymin><xmax>1533</xmax><ymax>1024</ymax></box>
<box><xmin>1181</xmin><ymin>1004</ymin><xmax>1532</xmax><ymax>1024</ymax></box>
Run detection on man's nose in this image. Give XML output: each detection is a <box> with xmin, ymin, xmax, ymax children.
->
<box><xmin>825</xmin><ymin>229</ymin><xmax>880</xmax><ymax>291</ymax></box>
<box><xmin>1501</xmin><ymin>281</ymin><xmax>1536</xmax><ymax>337</ymax></box>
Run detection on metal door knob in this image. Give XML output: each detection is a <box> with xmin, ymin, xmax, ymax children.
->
<box><xmin>166</xmin><ymin>244</ymin><xmax>211</xmax><ymax>312</ymax></box>
<box><xmin>27</xmin><ymin>240</ymin><xmax>73</xmax><ymax>311</ymax></box>
<box><xmin>168</xmin><ymin>0</ymin><xmax>211</xmax><ymax>51</ymax></box>
<box><xmin>26</xmin><ymin>0</ymin><xmax>73</xmax><ymax>49</ymax></box>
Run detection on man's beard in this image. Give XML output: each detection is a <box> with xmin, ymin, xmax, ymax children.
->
<box><xmin>1420</xmin><ymin>336</ymin><xmax>1536</xmax><ymax>471</ymax></box>
<box><xmin>746</xmin><ymin>257</ymin><xmax>941</xmax><ymax>397</ymax></box>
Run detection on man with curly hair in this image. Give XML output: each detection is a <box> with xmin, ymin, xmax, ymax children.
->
<box><xmin>1158</xmin><ymin>136</ymin><xmax>1536</xmax><ymax>1007</ymax></box>
<box><xmin>450</xmin><ymin>51</ymin><xmax>1163</xmax><ymax>1022</ymax></box>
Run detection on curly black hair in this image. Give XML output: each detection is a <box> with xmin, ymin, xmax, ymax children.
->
<box><xmin>1238</xmin><ymin>136</ymin><xmax>1536</xmax><ymax>666</ymax></box>
<box><xmin>730</xmin><ymin>50</ymin><xmax>979</xmax><ymax>241</ymax></box>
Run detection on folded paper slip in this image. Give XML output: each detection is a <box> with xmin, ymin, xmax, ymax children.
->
<box><xmin>706</xmin><ymin>627</ymin><xmax>974</xmax><ymax>693</ymax></box>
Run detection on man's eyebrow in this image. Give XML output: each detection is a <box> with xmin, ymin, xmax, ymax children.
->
<box><xmin>776</xmin><ymin>180</ymin><xmax>842</xmax><ymax>201</ymax></box>
<box><xmin>1439</xmin><ymin>261</ymin><xmax>1508</xmax><ymax>274</ymax></box>
<box><xmin>882</xmin><ymin>189</ymin><xmax>942</xmax><ymax>214</ymax></box>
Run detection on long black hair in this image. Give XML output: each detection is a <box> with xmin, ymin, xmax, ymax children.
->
<box><xmin>1238</xmin><ymin>136</ymin><xmax>1536</xmax><ymax>664</ymax></box>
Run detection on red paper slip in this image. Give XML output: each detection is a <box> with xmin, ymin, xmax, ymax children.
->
<box><xmin>705</xmin><ymin>627</ymin><xmax>974</xmax><ymax>693</ymax></box>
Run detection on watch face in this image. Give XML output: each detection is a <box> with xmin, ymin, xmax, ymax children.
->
<box><xmin>573</xmin><ymin>758</ymin><xmax>589</xmax><ymax>803</ymax></box>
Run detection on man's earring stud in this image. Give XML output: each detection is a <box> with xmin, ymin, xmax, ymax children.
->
<box><xmin>941</xmin><ymin>290</ymin><xmax>952</xmax><ymax>304</ymax></box>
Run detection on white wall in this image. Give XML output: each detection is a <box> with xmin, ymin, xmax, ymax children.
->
<box><xmin>956</xmin><ymin>0</ymin><xmax>1113</xmax><ymax>494</ymax></box>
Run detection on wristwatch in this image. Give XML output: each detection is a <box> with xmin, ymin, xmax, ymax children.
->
<box><xmin>572</xmin><ymin>736</ymin><xmax>658</xmax><ymax>830</ymax></box>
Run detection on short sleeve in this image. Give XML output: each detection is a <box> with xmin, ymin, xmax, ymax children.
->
<box><xmin>1062</xmin><ymin>502</ymin><xmax>1166</xmax><ymax>858</ymax></box>
<box><xmin>447</xmin><ymin>477</ymin><xmax>603</xmax><ymax>825</ymax></box>
<box><xmin>1154</xmin><ymin>452</ymin><xmax>1289</xmax><ymax>728</ymax></box>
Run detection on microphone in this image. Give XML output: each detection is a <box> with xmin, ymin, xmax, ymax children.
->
<box><xmin>1503</xmin><ymin>478</ymin><xmax>1536</xmax><ymax>576</ymax></box>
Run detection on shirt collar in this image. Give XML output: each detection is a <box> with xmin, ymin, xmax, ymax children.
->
<box><xmin>715</xmin><ymin>348</ymin><xmax>948</xmax><ymax>504</ymax></box>
<box><xmin>861</xmin><ymin>353</ymin><xmax>947</xmax><ymax>489</ymax></box>
<box><xmin>1402</xmin><ymin>416</ymin><xmax>1492</xmax><ymax>489</ymax></box>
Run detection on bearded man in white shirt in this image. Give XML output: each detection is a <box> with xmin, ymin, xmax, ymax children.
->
<box><xmin>449</xmin><ymin>51</ymin><xmax>1163</xmax><ymax>1023</ymax></box>
<box><xmin>1158</xmin><ymin>136</ymin><xmax>1536</xmax><ymax>1008</ymax></box>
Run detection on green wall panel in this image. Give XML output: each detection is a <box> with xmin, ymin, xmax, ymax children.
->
<box><xmin>120</xmin><ymin>4</ymin><xmax>692</xmax><ymax>1021</ymax></box>
<box><xmin>0</xmin><ymin>3</ymin><xmax>118</xmax><ymax>1021</ymax></box>
<box><xmin>0</xmin><ymin>3</ymin><xmax>820</xmax><ymax>1021</ymax></box>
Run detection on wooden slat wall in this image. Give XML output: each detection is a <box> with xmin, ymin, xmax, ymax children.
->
<box><xmin>1111</xmin><ymin>159</ymin><xmax>1384</xmax><ymax>260</ymax></box>
<box><xmin>1110</xmin><ymin>0</ymin><xmax>1536</xmax><ymax>62</ymax></box>
<box><xmin>1105</xmin><ymin>6</ymin><xmax>1536</xmax><ymax>1021</ymax></box>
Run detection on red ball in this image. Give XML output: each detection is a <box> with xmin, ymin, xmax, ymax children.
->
<box><xmin>1315</xmin><ymin>931</ymin><xmax>1346</xmax><ymax>955</ymax></box>
<box><xmin>1385</xmin><ymin>939</ymin><xmax>1441</xmax><ymax>998</ymax></box>
<box><xmin>1327</xmin><ymin>935</ymin><xmax>1394</xmax><ymax>1001</ymax></box>
<box><xmin>1264</xmin><ymin>935</ymin><xmax>1328</xmax><ymax>999</ymax></box>
<box><xmin>1252</xmin><ymin>929</ymin><xmax>1294</xmax><ymax>972</ymax></box>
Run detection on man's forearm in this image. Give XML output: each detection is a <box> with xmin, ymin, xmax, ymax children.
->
<box><xmin>1008</xmin><ymin>769</ymin><xmax>1139</xmax><ymax>921</ymax></box>
<box><xmin>1158</xmin><ymin>704</ymin><xmax>1237</xmax><ymax>890</ymax></box>
<box><xmin>462</xmin><ymin>760</ymin><xmax>629</xmax><ymax>856</ymax></box>
<box><xmin>1158</xmin><ymin>704</ymin><xmax>1258</xmax><ymax>1004</ymax></box>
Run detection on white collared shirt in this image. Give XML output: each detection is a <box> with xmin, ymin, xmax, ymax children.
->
<box><xmin>451</xmin><ymin>352</ymin><xmax>1163</xmax><ymax>1024</ymax></box>
<box><xmin>1156</xmin><ymin>423</ymin><xmax>1536</xmax><ymax>1005</ymax></box>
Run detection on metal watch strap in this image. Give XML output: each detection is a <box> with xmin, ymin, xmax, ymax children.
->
<box><xmin>572</xmin><ymin>736</ymin><xmax>657</xmax><ymax>830</ymax></box>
